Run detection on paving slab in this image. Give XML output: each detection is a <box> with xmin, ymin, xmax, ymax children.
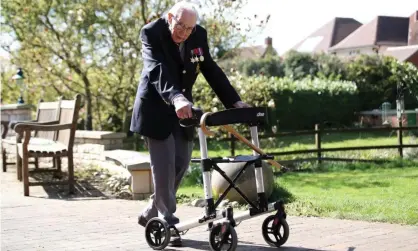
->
<box><xmin>1</xmin><ymin>167</ymin><xmax>417</xmax><ymax>251</ymax></box>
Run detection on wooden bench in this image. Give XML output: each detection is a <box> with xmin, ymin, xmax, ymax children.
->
<box><xmin>14</xmin><ymin>94</ymin><xmax>81</xmax><ymax>196</ymax></box>
<box><xmin>2</xmin><ymin>98</ymin><xmax>62</xmax><ymax>177</ymax></box>
<box><xmin>104</xmin><ymin>149</ymin><xmax>153</xmax><ymax>200</ymax></box>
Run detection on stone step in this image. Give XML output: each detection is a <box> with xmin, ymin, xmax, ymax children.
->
<box><xmin>104</xmin><ymin>149</ymin><xmax>153</xmax><ymax>199</ymax></box>
<box><xmin>104</xmin><ymin>149</ymin><xmax>150</xmax><ymax>171</ymax></box>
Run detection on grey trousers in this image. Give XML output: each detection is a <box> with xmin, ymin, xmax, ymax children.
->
<box><xmin>140</xmin><ymin>125</ymin><xmax>194</xmax><ymax>222</ymax></box>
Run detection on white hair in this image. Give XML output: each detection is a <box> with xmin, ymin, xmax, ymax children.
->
<box><xmin>167</xmin><ymin>1</ymin><xmax>199</xmax><ymax>19</ymax></box>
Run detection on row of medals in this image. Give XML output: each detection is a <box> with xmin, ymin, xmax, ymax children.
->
<box><xmin>191</xmin><ymin>55</ymin><xmax>204</xmax><ymax>63</ymax></box>
<box><xmin>191</xmin><ymin>53</ymin><xmax>203</xmax><ymax>73</ymax></box>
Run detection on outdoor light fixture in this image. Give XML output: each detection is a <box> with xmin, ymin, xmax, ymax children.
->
<box><xmin>12</xmin><ymin>68</ymin><xmax>25</xmax><ymax>104</ymax></box>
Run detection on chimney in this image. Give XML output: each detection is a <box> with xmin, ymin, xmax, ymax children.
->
<box><xmin>265</xmin><ymin>37</ymin><xmax>273</xmax><ymax>46</ymax></box>
<box><xmin>408</xmin><ymin>11</ymin><xmax>418</xmax><ymax>45</ymax></box>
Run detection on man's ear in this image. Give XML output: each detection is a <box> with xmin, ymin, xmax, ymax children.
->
<box><xmin>167</xmin><ymin>13</ymin><xmax>173</xmax><ymax>24</ymax></box>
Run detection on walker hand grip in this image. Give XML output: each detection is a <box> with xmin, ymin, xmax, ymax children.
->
<box><xmin>179</xmin><ymin>107</ymin><xmax>203</xmax><ymax>127</ymax></box>
<box><xmin>204</xmin><ymin>107</ymin><xmax>268</xmax><ymax>127</ymax></box>
<box><xmin>262</xmin><ymin>155</ymin><xmax>275</xmax><ymax>160</ymax></box>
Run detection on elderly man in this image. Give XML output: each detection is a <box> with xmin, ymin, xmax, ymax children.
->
<box><xmin>130</xmin><ymin>0</ymin><xmax>249</xmax><ymax>246</ymax></box>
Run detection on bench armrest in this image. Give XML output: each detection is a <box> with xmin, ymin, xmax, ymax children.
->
<box><xmin>12</xmin><ymin>120</ymin><xmax>60</xmax><ymax>128</ymax></box>
<box><xmin>10</xmin><ymin>120</ymin><xmax>38</xmax><ymax>129</ymax></box>
<box><xmin>1</xmin><ymin>120</ymin><xmax>10</xmax><ymax>139</ymax></box>
<box><xmin>14</xmin><ymin>122</ymin><xmax>73</xmax><ymax>134</ymax></box>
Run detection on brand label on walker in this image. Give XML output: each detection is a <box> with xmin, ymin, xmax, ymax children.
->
<box><xmin>257</xmin><ymin>112</ymin><xmax>265</xmax><ymax>117</ymax></box>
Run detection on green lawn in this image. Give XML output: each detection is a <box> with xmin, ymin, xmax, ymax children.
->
<box><xmin>178</xmin><ymin>162</ymin><xmax>418</xmax><ymax>225</ymax></box>
<box><xmin>274</xmin><ymin>164</ymin><xmax>418</xmax><ymax>225</ymax></box>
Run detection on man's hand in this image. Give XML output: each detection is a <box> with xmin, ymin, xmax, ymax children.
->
<box><xmin>173</xmin><ymin>95</ymin><xmax>193</xmax><ymax>119</ymax></box>
<box><xmin>233</xmin><ymin>101</ymin><xmax>251</xmax><ymax>108</ymax></box>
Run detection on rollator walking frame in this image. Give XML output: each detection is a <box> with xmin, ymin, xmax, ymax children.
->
<box><xmin>144</xmin><ymin>107</ymin><xmax>289</xmax><ymax>251</ymax></box>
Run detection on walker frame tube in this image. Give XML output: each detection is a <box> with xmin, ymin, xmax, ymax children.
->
<box><xmin>173</xmin><ymin>124</ymin><xmax>284</xmax><ymax>233</ymax></box>
<box><xmin>198</xmin><ymin>128</ymin><xmax>213</xmax><ymax>200</ymax></box>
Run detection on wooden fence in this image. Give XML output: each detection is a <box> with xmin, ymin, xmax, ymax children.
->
<box><xmin>221</xmin><ymin>122</ymin><xmax>418</xmax><ymax>164</ymax></box>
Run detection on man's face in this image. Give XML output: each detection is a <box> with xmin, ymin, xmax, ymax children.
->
<box><xmin>168</xmin><ymin>10</ymin><xmax>196</xmax><ymax>44</ymax></box>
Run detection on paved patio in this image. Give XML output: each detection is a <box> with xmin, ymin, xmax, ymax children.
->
<box><xmin>1</xmin><ymin>167</ymin><xmax>418</xmax><ymax>251</ymax></box>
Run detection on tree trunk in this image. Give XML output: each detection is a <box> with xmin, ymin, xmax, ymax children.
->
<box><xmin>82</xmin><ymin>75</ymin><xmax>93</xmax><ymax>130</ymax></box>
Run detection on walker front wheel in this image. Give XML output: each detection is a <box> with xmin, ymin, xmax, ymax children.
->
<box><xmin>144</xmin><ymin>217</ymin><xmax>171</xmax><ymax>250</ymax></box>
<box><xmin>262</xmin><ymin>215</ymin><xmax>289</xmax><ymax>248</ymax></box>
<box><xmin>209</xmin><ymin>222</ymin><xmax>238</xmax><ymax>251</ymax></box>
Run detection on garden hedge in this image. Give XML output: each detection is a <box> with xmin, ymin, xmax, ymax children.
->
<box><xmin>233</xmin><ymin>52</ymin><xmax>418</xmax><ymax>113</ymax></box>
<box><xmin>192</xmin><ymin>73</ymin><xmax>359</xmax><ymax>131</ymax></box>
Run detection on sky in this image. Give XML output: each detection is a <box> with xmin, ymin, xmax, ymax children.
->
<box><xmin>239</xmin><ymin>0</ymin><xmax>418</xmax><ymax>54</ymax></box>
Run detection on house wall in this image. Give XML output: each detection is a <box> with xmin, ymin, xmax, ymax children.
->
<box><xmin>332</xmin><ymin>46</ymin><xmax>378</xmax><ymax>56</ymax></box>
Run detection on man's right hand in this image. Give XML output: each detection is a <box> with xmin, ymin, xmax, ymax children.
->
<box><xmin>172</xmin><ymin>95</ymin><xmax>193</xmax><ymax>119</ymax></box>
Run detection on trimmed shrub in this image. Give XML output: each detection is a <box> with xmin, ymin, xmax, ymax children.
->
<box><xmin>270</xmin><ymin>77</ymin><xmax>359</xmax><ymax>130</ymax></box>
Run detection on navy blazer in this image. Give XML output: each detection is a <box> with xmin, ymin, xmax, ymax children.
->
<box><xmin>130</xmin><ymin>17</ymin><xmax>242</xmax><ymax>141</ymax></box>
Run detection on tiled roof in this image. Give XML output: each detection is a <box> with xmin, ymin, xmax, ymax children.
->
<box><xmin>382</xmin><ymin>45</ymin><xmax>418</xmax><ymax>61</ymax></box>
<box><xmin>291</xmin><ymin>17</ymin><xmax>362</xmax><ymax>53</ymax></box>
<box><xmin>330</xmin><ymin>16</ymin><xmax>409</xmax><ymax>51</ymax></box>
<box><xmin>234</xmin><ymin>45</ymin><xmax>266</xmax><ymax>60</ymax></box>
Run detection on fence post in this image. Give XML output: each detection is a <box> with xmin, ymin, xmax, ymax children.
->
<box><xmin>397</xmin><ymin>120</ymin><xmax>403</xmax><ymax>158</ymax></box>
<box><xmin>315</xmin><ymin>124</ymin><xmax>322</xmax><ymax>164</ymax></box>
<box><xmin>230</xmin><ymin>132</ymin><xmax>235</xmax><ymax>156</ymax></box>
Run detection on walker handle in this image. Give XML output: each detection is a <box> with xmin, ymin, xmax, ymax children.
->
<box><xmin>179</xmin><ymin>107</ymin><xmax>203</xmax><ymax>127</ymax></box>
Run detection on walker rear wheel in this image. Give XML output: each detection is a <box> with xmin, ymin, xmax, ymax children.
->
<box><xmin>209</xmin><ymin>222</ymin><xmax>238</xmax><ymax>251</ymax></box>
<box><xmin>144</xmin><ymin>217</ymin><xmax>171</xmax><ymax>250</ymax></box>
<box><xmin>262</xmin><ymin>215</ymin><xmax>289</xmax><ymax>248</ymax></box>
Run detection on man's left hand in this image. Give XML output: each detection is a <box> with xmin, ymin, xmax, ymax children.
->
<box><xmin>233</xmin><ymin>101</ymin><xmax>251</xmax><ymax>108</ymax></box>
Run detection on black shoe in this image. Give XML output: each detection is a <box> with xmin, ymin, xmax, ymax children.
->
<box><xmin>140</xmin><ymin>215</ymin><xmax>179</xmax><ymax>227</ymax></box>
<box><xmin>164</xmin><ymin>215</ymin><xmax>180</xmax><ymax>226</ymax></box>
<box><xmin>168</xmin><ymin>232</ymin><xmax>182</xmax><ymax>247</ymax></box>
<box><xmin>138</xmin><ymin>215</ymin><xmax>148</xmax><ymax>227</ymax></box>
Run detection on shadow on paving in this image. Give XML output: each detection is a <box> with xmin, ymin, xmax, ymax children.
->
<box><xmin>158</xmin><ymin>239</ymin><xmax>342</xmax><ymax>251</ymax></box>
<box><xmin>28</xmin><ymin>170</ymin><xmax>111</xmax><ymax>200</ymax></box>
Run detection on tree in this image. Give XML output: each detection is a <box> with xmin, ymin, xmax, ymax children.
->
<box><xmin>196</xmin><ymin>0</ymin><xmax>269</xmax><ymax>59</ymax></box>
<box><xmin>282</xmin><ymin>50</ymin><xmax>319</xmax><ymax>80</ymax></box>
<box><xmin>2</xmin><ymin>0</ymin><xmax>267</xmax><ymax>131</ymax></box>
<box><xmin>2</xmin><ymin>0</ymin><xmax>151</xmax><ymax>130</ymax></box>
